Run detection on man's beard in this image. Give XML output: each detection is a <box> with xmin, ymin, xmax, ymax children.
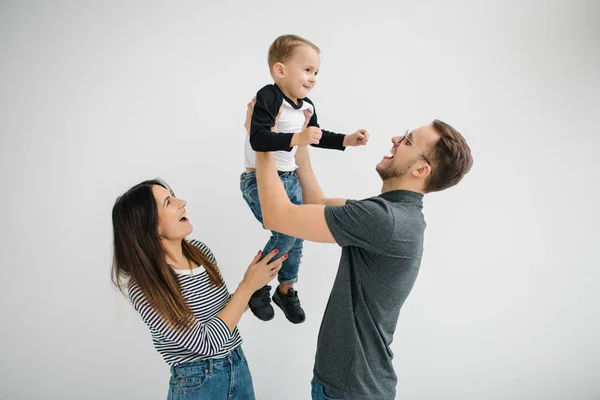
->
<box><xmin>376</xmin><ymin>158</ymin><xmax>417</xmax><ymax>181</ymax></box>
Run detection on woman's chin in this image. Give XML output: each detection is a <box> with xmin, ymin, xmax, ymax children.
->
<box><xmin>180</xmin><ymin>222</ymin><xmax>194</xmax><ymax>237</ymax></box>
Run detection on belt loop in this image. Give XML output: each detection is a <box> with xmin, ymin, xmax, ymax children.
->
<box><xmin>208</xmin><ymin>358</ymin><xmax>214</xmax><ymax>374</ymax></box>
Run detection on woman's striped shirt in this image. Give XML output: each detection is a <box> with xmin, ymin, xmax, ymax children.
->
<box><xmin>127</xmin><ymin>239</ymin><xmax>242</xmax><ymax>366</ymax></box>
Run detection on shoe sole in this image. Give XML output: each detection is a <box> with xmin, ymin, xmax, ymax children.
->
<box><xmin>272</xmin><ymin>293</ymin><xmax>305</xmax><ymax>324</ymax></box>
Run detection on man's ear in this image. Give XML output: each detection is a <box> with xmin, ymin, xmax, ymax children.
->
<box><xmin>412</xmin><ymin>162</ymin><xmax>432</xmax><ymax>179</ymax></box>
<box><xmin>272</xmin><ymin>62</ymin><xmax>285</xmax><ymax>79</ymax></box>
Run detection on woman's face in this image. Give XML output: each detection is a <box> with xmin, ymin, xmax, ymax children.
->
<box><xmin>152</xmin><ymin>184</ymin><xmax>193</xmax><ymax>240</ymax></box>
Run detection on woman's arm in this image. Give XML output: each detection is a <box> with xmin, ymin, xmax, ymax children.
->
<box><xmin>217</xmin><ymin>249</ymin><xmax>285</xmax><ymax>332</ymax></box>
<box><xmin>217</xmin><ymin>281</ymin><xmax>254</xmax><ymax>331</ymax></box>
<box><xmin>129</xmin><ymin>250</ymin><xmax>284</xmax><ymax>356</ymax></box>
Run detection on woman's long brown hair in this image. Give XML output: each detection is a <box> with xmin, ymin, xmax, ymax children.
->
<box><xmin>111</xmin><ymin>179</ymin><xmax>223</xmax><ymax>331</ymax></box>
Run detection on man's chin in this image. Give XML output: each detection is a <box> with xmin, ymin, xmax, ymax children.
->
<box><xmin>375</xmin><ymin>165</ymin><xmax>387</xmax><ymax>180</ymax></box>
<box><xmin>377</xmin><ymin>165</ymin><xmax>405</xmax><ymax>181</ymax></box>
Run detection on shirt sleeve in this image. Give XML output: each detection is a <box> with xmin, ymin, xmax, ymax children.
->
<box><xmin>249</xmin><ymin>85</ymin><xmax>295</xmax><ymax>152</ymax></box>
<box><xmin>305</xmin><ymin>97</ymin><xmax>346</xmax><ymax>151</ymax></box>
<box><xmin>129</xmin><ymin>286</ymin><xmax>235</xmax><ymax>357</ymax></box>
<box><xmin>324</xmin><ymin>198</ymin><xmax>395</xmax><ymax>252</ymax></box>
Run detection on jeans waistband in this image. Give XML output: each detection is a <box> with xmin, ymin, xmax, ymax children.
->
<box><xmin>277</xmin><ymin>170</ymin><xmax>296</xmax><ymax>176</ymax></box>
<box><xmin>170</xmin><ymin>346</ymin><xmax>244</xmax><ymax>378</ymax></box>
<box><xmin>242</xmin><ymin>170</ymin><xmax>296</xmax><ymax>177</ymax></box>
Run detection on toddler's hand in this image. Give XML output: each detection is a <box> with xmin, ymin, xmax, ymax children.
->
<box><xmin>343</xmin><ymin>129</ymin><xmax>369</xmax><ymax>147</ymax></box>
<box><xmin>292</xmin><ymin>126</ymin><xmax>322</xmax><ymax>146</ymax></box>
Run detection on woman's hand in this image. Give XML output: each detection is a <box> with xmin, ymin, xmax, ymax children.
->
<box><xmin>218</xmin><ymin>249</ymin><xmax>286</xmax><ymax>331</ymax></box>
<box><xmin>242</xmin><ymin>249</ymin><xmax>286</xmax><ymax>291</ymax></box>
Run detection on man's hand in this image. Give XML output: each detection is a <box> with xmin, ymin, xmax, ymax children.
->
<box><xmin>245</xmin><ymin>97</ymin><xmax>283</xmax><ymax>135</ymax></box>
<box><xmin>291</xmin><ymin>126</ymin><xmax>322</xmax><ymax>147</ymax></box>
<box><xmin>244</xmin><ymin>97</ymin><xmax>256</xmax><ymax>135</ymax></box>
<box><xmin>343</xmin><ymin>129</ymin><xmax>370</xmax><ymax>147</ymax></box>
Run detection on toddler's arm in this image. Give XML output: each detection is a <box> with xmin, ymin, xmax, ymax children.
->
<box><xmin>303</xmin><ymin>99</ymin><xmax>346</xmax><ymax>151</ymax></box>
<box><xmin>249</xmin><ymin>85</ymin><xmax>295</xmax><ymax>152</ymax></box>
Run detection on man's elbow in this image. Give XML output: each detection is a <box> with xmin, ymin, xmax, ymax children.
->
<box><xmin>316</xmin><ymin>196</ymin><xmax>328</xmax><ymax>206</ymax></box>
<box><xmin>303</xmin><ymin>194</ymin><xmax>327</xmax><ymax>206</ymax></box>
<box><xmin>262</xmin><ymin>214</ymin><xmax>278</xmax><ymax>231</ymax></box>
<box><xmin>262</xmin><ymin>205</ymin><xmax>285</xmax><ymax>232</ymax></box>
<box><xmin>262</xmin><ymin>208</ymin><xmax>278</xmax><ymax>231</ymax></box>
<box><xmin>263</xmin><ymin>217</ymin><xmax>274</xmax><ymax>231</ymax></box>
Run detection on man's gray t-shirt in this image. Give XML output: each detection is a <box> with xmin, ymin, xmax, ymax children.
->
<box><xmin>315</xmin><ymin>190</ymin><xmax>426</xmax><ymax>400</ymax></box>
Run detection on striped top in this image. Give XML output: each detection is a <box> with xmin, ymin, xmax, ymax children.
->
<box><xmin>127</xmin><ymin>239</ymin><xmax>242</xmax><ymax>366</ymax></box>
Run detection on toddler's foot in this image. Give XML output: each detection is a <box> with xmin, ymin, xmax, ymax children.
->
<box><xmin>249</xmin><ymin>285</ymin><xmax>274</xmax><ymax>321</ymax></box>
<box><xmin>273</xmin><ymin>287</ymin><xmax>305</xmax><ymax>324</ymax></box>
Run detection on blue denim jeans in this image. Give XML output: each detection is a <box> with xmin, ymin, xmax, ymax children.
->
<box><xmin>240</xmin><ymin>171</ymin><xmax>303</xmax><ymax>284</ymax></box>
<box><xmin>167</xmin><ymin>346</ymin><xmax>255</xmax><ymax>400</ymax></box>
<box><xmin>311</xmin><ymin>377</ymin><xmax>343</xmax><ymax>400</ymax></box>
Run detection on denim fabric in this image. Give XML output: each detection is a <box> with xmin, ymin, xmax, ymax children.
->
<box><xmin>167</xmin><ymin>346</ymin><xmax>254</xmax><ymax>400</ymax></box>
<box><xmin>311</xmin><ymin>377</ymin><xmax>343</xmax><ymax>400</ymax></box>
<box><xmin>240</xmin><ymin>171</ymin><xmax>303</xmax><ymax>284</ymax></box>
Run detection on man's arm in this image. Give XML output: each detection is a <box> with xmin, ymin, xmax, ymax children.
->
<box><xmin>255</xmin><ymin>152</ymin><xmax>336</xmax><ymax>243</ymax></box>
<box><xmin>294</xmin><ymin>145</ymin><xmax>347</xmax><ymax>206</ymax></box>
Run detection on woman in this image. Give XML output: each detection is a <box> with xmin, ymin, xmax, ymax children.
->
<box><xmin>112</xmin><ymin>179</ymin><xmax>285</xmax><ymax>399</ymax></box>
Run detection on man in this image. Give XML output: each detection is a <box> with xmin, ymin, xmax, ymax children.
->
<box><xmin>252</xmin><ymin>105</ymin><xmax>473</xmax><ymax>399</ymax></box>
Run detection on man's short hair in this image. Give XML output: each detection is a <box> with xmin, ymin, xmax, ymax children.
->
<box><xmin>424</xmin><ymin>120</ymin><xmax>473</xmax><ymax>193</ymax></box>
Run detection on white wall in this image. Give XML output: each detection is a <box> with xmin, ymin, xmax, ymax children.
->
<box><xmin>1</xmin><ymin>1</ymin><xmax>598</xmax><ymax>399</ymax></box>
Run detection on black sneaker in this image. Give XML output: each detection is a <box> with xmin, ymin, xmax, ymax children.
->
<box><xmin>249</xmin><ymin>285</ymin><xmax>274</xmax><ymax>321</ymax></box>
<box><xmin>272</xmin><ymin>288</ymin><xmax>306</xmax><ymax>324</ymax></box>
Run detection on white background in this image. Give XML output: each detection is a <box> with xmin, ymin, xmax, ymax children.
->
<box><xmin>1</xmin><ymin>1</ymin><xmax>599</xmax><ymax>399</ymax></box>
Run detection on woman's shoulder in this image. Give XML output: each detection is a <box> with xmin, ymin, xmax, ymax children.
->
<box><xmin>187</xmin><ymin>239</ymin><xmax>218</xmax><ymax>264</ymax></box>
<box><xmin>125</xmin><ymin>278</ymin><xmax>148</xmax><ymax>308</ymax></box>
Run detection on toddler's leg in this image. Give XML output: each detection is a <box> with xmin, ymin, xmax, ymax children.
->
<box><xmin>278</xmin><ymin>237</ymin><xmax>303</xmax><ymax>284</ymax></box>
<box><xmin>272</xmin><ymin>172</ymin><xmax>307</xmax><ymax>323</ymax></box>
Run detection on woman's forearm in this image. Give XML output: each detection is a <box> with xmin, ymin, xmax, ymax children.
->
<box><xmin>217</xmin><ymin>282</ymin><xmax>254</xmax><ymax>332</ymax></box>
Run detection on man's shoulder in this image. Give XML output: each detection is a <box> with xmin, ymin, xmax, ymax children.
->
<box><xmin>326</xmin><ymin>196</ymin><xmax>393</xmax><ymax>223</ymax></box>
<box><xmin>350</xmin><ymin>195</ymin><xmax>389</xmax><ymax>207</ymax></box>
<box><xmin>343</xmin><ymin>196</ymin><xmax>420</xmax><ymax>223</ymax></box>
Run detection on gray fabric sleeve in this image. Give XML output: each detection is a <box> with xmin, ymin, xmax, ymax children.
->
<box><xmin>324</xmin><ymin>198</ymin><xmax>395</xmax><ymax>251</ymax></box>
